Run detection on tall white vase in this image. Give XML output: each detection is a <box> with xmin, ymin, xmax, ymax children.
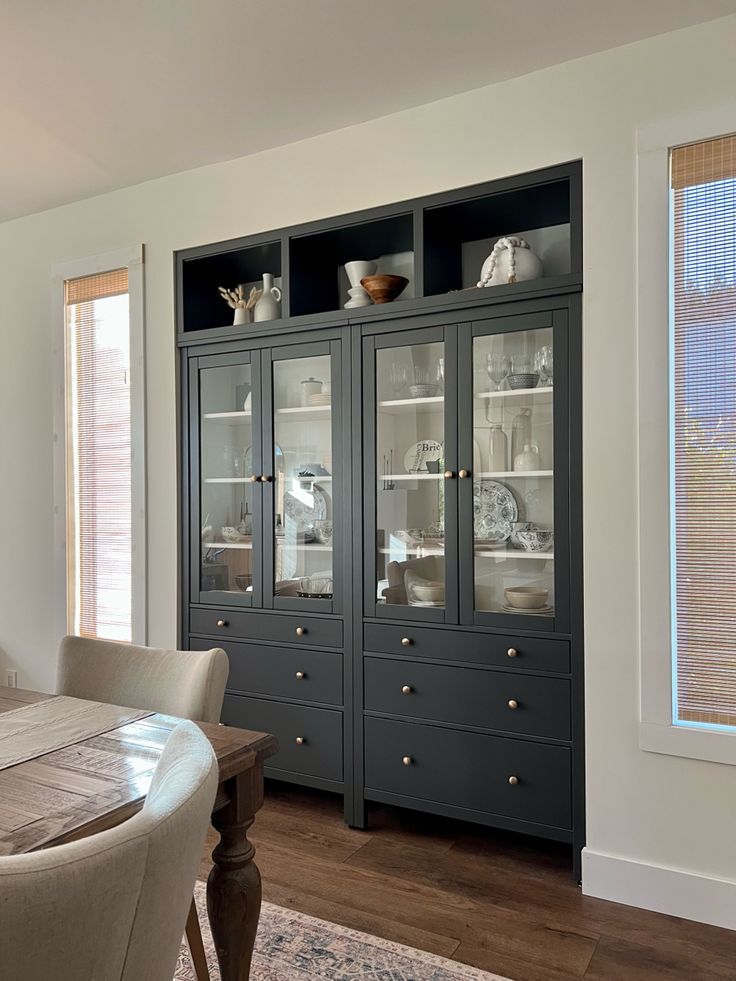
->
<box><xmin>254</xmin><ymin>273</ymin><xmax>282</xmax><ymax>322</ymax></box>
<box><xmin>344</xmin><ymin>260</ymin><xmax>376</xmax><ymax>308</ymax></box>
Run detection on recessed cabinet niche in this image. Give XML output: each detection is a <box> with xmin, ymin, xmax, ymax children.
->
<box><xmin>178</xmin><ymin>161</ymin><xmax>584</xmax><ymax>877</ymax></box>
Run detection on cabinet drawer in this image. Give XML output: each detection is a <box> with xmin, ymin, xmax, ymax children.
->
<box><xmin>364</xmin><ymin>657</ymin><xmax>570</xmax><ymax>739</ymax></box>
<box><xmin>365</xmin><ymin>717</ymin><xmax>571</xmax><ymax>830</ymax></box>
<box><xmin>222</xmin><ymin>694</ymin><xmax>343</xmax><ymax>782</ymax></box>
<box><xmin>364</xmin><ymin>623</ymin><xmax>569</xmax><ymax>673</ymax></box>
<box><xmin>190</xmin><ymin>638</ymin><xmax>343</xmax><ymax>706</ymax></box>
<box><xmin>191</xmin><ymin>608</ymin><xmax>343</xmax><ymax>649</ymax></box>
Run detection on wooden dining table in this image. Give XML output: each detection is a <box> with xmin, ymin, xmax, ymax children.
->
<box><xmin>0</xmin><ymin>684</ymin><xmax>277</xmax><ymax>980</ymax></box>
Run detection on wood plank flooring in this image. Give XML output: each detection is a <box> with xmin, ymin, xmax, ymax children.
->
<box><xmin>198</xmin><ymin>782</ymin><xmax>736</xmax><ymax>980</ymax></box>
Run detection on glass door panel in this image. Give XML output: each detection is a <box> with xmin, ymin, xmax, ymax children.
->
<box><xmin>472</xmin><ymin>327</ymin><xmax>555</xmax><ymax>617</ymax></box>
<box><xmin>198</xmin><ymin>360</ymin><xmax>259</xmax><ymax>605</ymax></box>
<box><xmin>375</xmin><ymin>340</ymin><xmax>447</xmax><ymax>613</ymax></box>
<box><xmin>271</xmin><ymin>353</ymin><xmax>334</xmax><ymax>603</ymax></box>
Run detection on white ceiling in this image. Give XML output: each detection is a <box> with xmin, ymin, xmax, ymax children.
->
<box><xmin>2</xmin><ymin>0</ymin><xmax>735</xmax><ymax>222</ymax></box>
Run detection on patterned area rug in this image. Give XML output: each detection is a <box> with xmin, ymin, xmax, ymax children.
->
<box><xmin>176</xmin><ymin>881</ymin><xmax>511</xmax><ymax>981</ymax></box>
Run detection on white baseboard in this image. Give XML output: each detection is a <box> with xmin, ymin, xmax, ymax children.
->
<box><xmin>582</xmin><ymin>848</ymin><xmax>736</xmax><ymax>931</ymax></box>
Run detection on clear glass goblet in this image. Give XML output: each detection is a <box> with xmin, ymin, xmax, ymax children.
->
<box><xmin>389</xmin><ymin>363</ymin><xmax>408</xmax><ymax>397</ymax></box>
<box><xmin>535</xmin><ymin>346</ymin><xmax>553</xmax><ymax>386</ymax></box>
<box><xmin>486</xmin><ymin>353</ymin><xmax>511</xmax><ymax>391</ymax></box>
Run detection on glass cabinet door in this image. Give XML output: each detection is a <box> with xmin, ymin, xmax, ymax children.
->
<box><xmin>266</xmin><ymin>347</ymin><xmax>339</xmax><ymax>609</ymax></box>
<box><xmin>193</xmin><ymin>355</ymin><xmax>261</xmax><ymax>606</ymax></box>
<box><xmin>369</xmin><ymin>332</ymin><xmax>456</xmax><ymax>620</ymax></box>
<box><xmin>463</xmin><ymin>317</ymin><xmax>563</xmax><ymax>626</ymax></box>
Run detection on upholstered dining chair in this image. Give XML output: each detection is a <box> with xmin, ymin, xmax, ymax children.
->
<box><xmin>56</xmin><ymin>634</ymin><xmax>229</xmax><ymax>980</ymax></box>
<box><xmin>0</xmin><ymin>720</ymin><xmax>218</xmax><ymax>981</ymax></box>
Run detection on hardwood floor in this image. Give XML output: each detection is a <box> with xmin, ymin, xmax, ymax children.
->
<box><xmin>198</xmin><ymin>782</ymin><xmax>735</xmax><ymax>980</ymax></box>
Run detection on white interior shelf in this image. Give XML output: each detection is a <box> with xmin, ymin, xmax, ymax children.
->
<box><xmin>476</xmin><ymin>470</ymin><xmax>553</xmax><ymax>479</ymax></box>
<box><xmin>378</xmin><ymin>396</ymin><xmax>444</xmax><ymax>414</ymax></box>
<box><xmin>379</xmin><ymin>473</ymin><xmax>443</xmax><ymax>482</ymax></box>
<box><xmin>378</xmin><ymin>546</ymin><xmax>445</xmax><ymax>556</ymax></box>
<box><xmin>475</xmin><ymin>549</ymin><xmax>554</xmax><ymax>560</ymax></box>
<box><xmin>276</xmin><ymin>405</ymin><xmax>331</xmax><ymax>416</ymax></box>
<box><xmin>475</xmin><ymin>386</ymin><xmax>553</xmax><ymax>402</ymax></box>
<box><xmin>204</xmin><ymin>540</ymin><xmax>253</xmax><ymax>550</ymax></box>
<box><xmin>203</xmin><ymin>410</ymin><xmax>252</xmax><ymax>422</ymax></box>
<box><xmin>204</xmin><ymin>477</ymin><xmax>250</xmax><ymax>484</ymax></box>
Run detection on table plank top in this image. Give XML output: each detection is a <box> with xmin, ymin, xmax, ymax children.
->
<box><xmin>0</xmin><ymin>685</ymin><xmax>277</xmax><ymax>857</ymax></box>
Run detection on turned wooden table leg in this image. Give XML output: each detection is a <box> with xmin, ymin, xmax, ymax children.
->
<box><xmin>207</xmin><ymin>766</ymin><xmax>264</xmax><ymax>981</ymax></box>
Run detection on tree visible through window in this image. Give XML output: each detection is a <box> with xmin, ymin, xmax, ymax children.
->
<box><xmin>65</xmin><ymin>268</ymin><xmax>132</xmax><ymax>642</ymax></box>
<box><xmin>670</xmin><ymin>135</ymin><xmax>736</xmax><ymax>729</ymax></box>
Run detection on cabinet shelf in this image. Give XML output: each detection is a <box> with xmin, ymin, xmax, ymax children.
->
<box><xmin>203</xmin><ymin>410</ymin><xmax>252</xmax><ymax>422</ymax></box>
<box><xmin>203</xmin><ymin>540</ymin><xmax>252</xmax><ymax>550</ymax></box>
<box><xmin>476</xmin><ymin>386</ymin><xmax>553</xmax><ymax>402</ymax></box>
<box><xmin>476</xmin><ymin>470</ymin><xmax>553</xmax><ymax>479</ymax></box>
<box><xmin>379</xmin><ymin>473</ymin><xmax>443</xmax><ymax>482</ymax></box>
<box><xmin>204</xmin><ymin>477</ymin><xmax>251</xmax><ymax>484</ymax></box>
<box><xmin>378</xmin><ymin>396</ymin><xmax>444</xmax><ymax>414</ymax></box>
<box><xmin>475</xmin><ymin>548</ymin><xmax>554</xmax><ymax>560</ymax></box>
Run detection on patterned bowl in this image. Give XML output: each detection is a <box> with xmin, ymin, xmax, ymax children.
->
<box><xmin>516</xmin><ymin>528</ymin><xmax>554</xmax><ymax>552</ymax></box>
<box><xmin>507</xmin><ymin>372</ymin><xmax>540</xmax><ymax>390</ymax></box>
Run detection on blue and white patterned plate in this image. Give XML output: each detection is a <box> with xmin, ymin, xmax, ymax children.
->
<box><xmin>473</xmin><ymin>480</ymin><xmax>518</xmax><ymax>541</ymax></box>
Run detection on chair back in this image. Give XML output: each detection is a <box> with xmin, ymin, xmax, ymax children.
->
<box><xmin>56</xmin><ymin>635</ymin><xmax>229</xmax><ymax>723</ymax></box>
<box><xmin>0</xmin><ymin>721</ymin><xmax>218</xmax><ymax>981</ymax></box>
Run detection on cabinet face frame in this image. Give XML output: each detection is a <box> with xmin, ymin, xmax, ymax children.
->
<box><xmin>188</xmin><ymin>349</ymin><xmax>264</xmax><ymax>609</ymax></box>
<box><xmin>458</xmin><ymin>308</ymin><xmax>571</xmax><ymax>635</ymax></box>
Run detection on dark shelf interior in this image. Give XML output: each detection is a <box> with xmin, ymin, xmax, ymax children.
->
<box><xmin>182</xmin><ymin>241</ymin><xmax>282</xmax><ymax>332</ymax></box>
<box><xmin>289</xmin><ymin>213</ymin><xmax>414</xmax><ymax>317</ymax></box>
<box><xmin>423</xmin><ymin>179</ymin><xmax>571</xmax><ymax>296</ymax></box>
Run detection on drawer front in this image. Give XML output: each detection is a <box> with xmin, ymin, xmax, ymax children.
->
<box><xmin>222</xmin><ymin>694</ymin><xmax>343</xmax><ymax>781</ymax></box>
<box><xmin>191</xmin><ymin>608</ymin><xmax>343</xmax><ymax>649</ymax></box>
<box><xmin>365</xmin><ymin>717</ymin><xmax>571</xmax><ymax>830</ymax></box>
<box><xmin>364</xmin><ymin>623</ymin><xmax>569</xmax><ymax>674</ymax></box>
<box><xmin>190</xmin><ymin>638</ymin><xmax>343</xmax><ymax>706</ymax></box>
<box><xmin>364</xmin><ymin>657</ymin><xmax>570</xmax><ymax>739</ymax></box>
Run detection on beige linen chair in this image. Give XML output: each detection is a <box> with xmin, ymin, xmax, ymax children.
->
<box><xmin>56</xmin><ymin>634</ymin><xmax>229</xmax><ymax>980</ymax></box>
<box><xmin>0</xmin><ymin>720</ymin><xmax>218</xmax><ymax>981</ymax></box>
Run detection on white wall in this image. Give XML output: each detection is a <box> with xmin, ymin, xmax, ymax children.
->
<box><xmin>2</xmin><ymin>15</ymin><xmax>736</xmax><ymax>924</ymax></box>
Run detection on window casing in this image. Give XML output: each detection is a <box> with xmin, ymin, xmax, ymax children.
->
<box><xmin>53</xmin><ymin>247</ymin><xmax>146</xmax><ymax>646</ymax></box>
<box><xmin>638</xmin><ymin>109</ymin><xmax>736</xmax><ymax>764</ymax></box>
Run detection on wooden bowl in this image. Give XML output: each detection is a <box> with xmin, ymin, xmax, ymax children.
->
<box><xmin>360</xmin><ymin>274</ymin><xmax>409</xmax><ymax>304</ymax></box>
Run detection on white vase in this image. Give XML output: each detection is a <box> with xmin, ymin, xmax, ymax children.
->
<box><xmin>477</xmin><ymin>237</ymin><xmax>543</xmax><ymax>287</ymax></box>
<box><xmin>254</xmin><ymin>273</ymin><xmax>282</xmax><ymax>322</ymax></box>
<box><xmin>233</xmin><ymin>307</ymin><xmax>249</xmax><ymax>325</ymax></box>
<box><xmin>513</xmin><ymin>443</ymin><xmax>542</xmax><ymax>472</ymax></box>
<box><xmin>511</xmin><ymin>408</ymin><xmax>532</xmax><ymax>465</ymax></box>
<box><xmin>344</xmin><ymin>260</ymin><xmax>376</xmax><ymax>308</ymax></box>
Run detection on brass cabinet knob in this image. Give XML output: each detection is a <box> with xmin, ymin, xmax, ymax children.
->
<box><xmin>401</xmin><ymin>685</ymin><xmax>413</xmax><ymax>695</ymax></box>
<box><xmin>295</xmin><ymin>736</ymin><xmax>305</xmax><ymax>745</ymax></box>
<box><xmin>402</xmin><ymin>755</ymin><xmax>412</xmax><ymax>766</ymax></box>
<box><xmin>443</xmin><ymin>470</ymin><xmax>454</xmax><ymax>480</ymax></box>
<box><xmin>508</xmin><ymin>775</ymin><xmax>519</xmax><ymax>785</ymax></box>
<box><xmin>250</xmin><ymin>474</ymin><xmax>261</xmax><ymax>483</ymax></box>
<box><xmin>507</xmin><ymin>647</ymin><xmax>518</xmax><ymax>658</ymax></box>
<box><xmin>459</xmin><ymin>468</ymin><xmax>470</xmax><ymax>479</ymax></box>
<box><xmin>401</xmin><ymin>637</ymin><xmax>412</xmax><ymax>647</ymax></box>
<box><xmin>216</xmin><ymin>619</ymin><xmax>227</xmax><ymax>628</ymax></box>
<box><xmin>296</xmin><ymin>626</ymin><xmax>306</xmax><ymax>636</ymax></box>
<box><xmin>261</xmin><ymin>474</ymin><xmax>273</xmax><ymax>482</ymax></box>
<box><xmin>507</xmin><ymin>699</ymin><xmax>519</xmax><ymax>710</ymax></box>
<box><xmin>295</xmin><ymin>671</ymin><xmax>305</xmax><ymax>679</ymax></box>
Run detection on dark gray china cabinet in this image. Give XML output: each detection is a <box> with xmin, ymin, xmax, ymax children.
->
<box><xmin>178</xmin><ymin>161</ymin><xmax>585</xmax><ymax>874</ymax></box>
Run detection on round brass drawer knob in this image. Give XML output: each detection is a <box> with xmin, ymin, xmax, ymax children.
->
<box><xmin>507</xmin><ymin>699</ymin><xmax>519</xmax><ymax>710</ymax></box>
<box><xmin>216</xmin><ymin>619</ymin><xmax>227</xmax><ymax>628</ymax></box>
<box><xmin>508</xmin><ymin>775</ymin><xmax>519</xmax><ymax>786</ymax></box>
<box><xmin>296</xmin><ymin>626</ymin><xmax>306</xmax><ymax>636</ymax></box>
<box><xmin>401</xmin><ymin>685</ymin><xmax>413</xmax><ymax>695</ymax></box>
<box><xmin>250</xmin><ymin>474</ymin><xmax>261</xmax><ymax>483</ymax></box>
<box><xmin>295</xmin><ymin>671</ymin><xmax>305</xmax><ymax>680</ymax></box>
<box><xmin>443</xmin><ymin>470</ymin><xmax>454</xmax><ymax>480</ymax></box>
<box><xmin>261</xmin><ymin>474</ymin><xmax>273</xmax><ymax>482</ymax></box>
<box><xmin>507</xmin><ymin>647</ymin><xmax>518</xmax><ymax>658</ymax></box>
<box><xmin>401</xmin><ymin>637</ymin><xmax>412</xmax><ymax>647</ymax></box>
<box><xmin>459</xmin><ymin>469</ymin><xmax>470</xmax><ymax>479</ymax></box>
<box><xmin>295</xmin><ymin>736</ymin><xmax>305</xmax><ymax>745</ymax></box>
<box><xmin>402</xmin><ymin>755</ymin><xmax>413</xmax><ymax>766</ymax></box>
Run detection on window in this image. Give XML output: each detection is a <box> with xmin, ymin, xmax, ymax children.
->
<box><xmin>638</xmin><ymin>111</ymin><xmax>736</xmax><ymax>764</ymax></box>
<box><xmin>53</xmin><ymin>248</ymin><xmax>145</xmax><ymax>645</ymax></box>
<box><xmin>670</xmin><ymin>135</ymin><xmax>736</xmax><ymax>732</ymax></box>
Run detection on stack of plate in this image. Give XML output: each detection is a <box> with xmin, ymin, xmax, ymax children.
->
<box><xmin>308</xmin><ymin>393</ymin><xmax>331</xmax><ymax>406</ymax></box>
<box><xmin>501</xmin><ymin>604</ymin><xmax>554</xmax><ymax>616</ymax></box>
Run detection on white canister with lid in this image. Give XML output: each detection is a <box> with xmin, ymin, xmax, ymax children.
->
<box><xmin>301</xmin><ymin>377</ymin><xmax>323</xmax><ymax>405</ymax></box>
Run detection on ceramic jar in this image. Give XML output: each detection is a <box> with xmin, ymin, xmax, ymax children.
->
<box><xmin>477</xmin><ymin>236</ymin><xmax>543</xmax><ymax>287</ymax></box>
<box><xmin>344</xmin><ymin>260</ymin><xmax>376</xmax><ymax>309</ymax></box>
<box><xmin>301</xmin><ymin>377</ymin><xmax>323</xmax><ymax>405</ymax></box>
<box><xmin>510</xmin><ymin>407</ymin><xmax>532</xmax><ymax>464</ymax></box>
<box><xmin>254</xmin><ymin>273</ymin><xmax>282</xmax><ymax>322</ymax></box>
<box><xmin>513</xmin><ymin>443</ymin><xmax>542</xmax><ymax>472</ymax></box>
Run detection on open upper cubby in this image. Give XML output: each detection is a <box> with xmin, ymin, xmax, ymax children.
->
<box><xmin>423</xmin><ymin>177</ymin><xmax>572</xmax><ymax>296</ymax></box>
<box><xmin>180</xmin><ymin>239</ymin><xmax>282</xmax><ymax>333</ymax></box>
<box><xmin>289</xmin><ymin>212</ymin><xmax>414</xmax><ymax>317</ymax></box>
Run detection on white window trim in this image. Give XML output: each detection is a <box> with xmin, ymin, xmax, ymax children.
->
<box><xmin>638</xmin><ymin>105</ymin><xmax>736</xmax><ymax>765</ymax></box>
<box><xmin>51</xmin><ymin>245</ymin><xmax>147</xmax><ymax>646</ymax></box>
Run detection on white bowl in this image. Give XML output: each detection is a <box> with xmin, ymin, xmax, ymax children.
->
<box><xmin>504</xmin><ymin>586</ymin><xmax>549</xmax><ymax>610</ymax></box>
